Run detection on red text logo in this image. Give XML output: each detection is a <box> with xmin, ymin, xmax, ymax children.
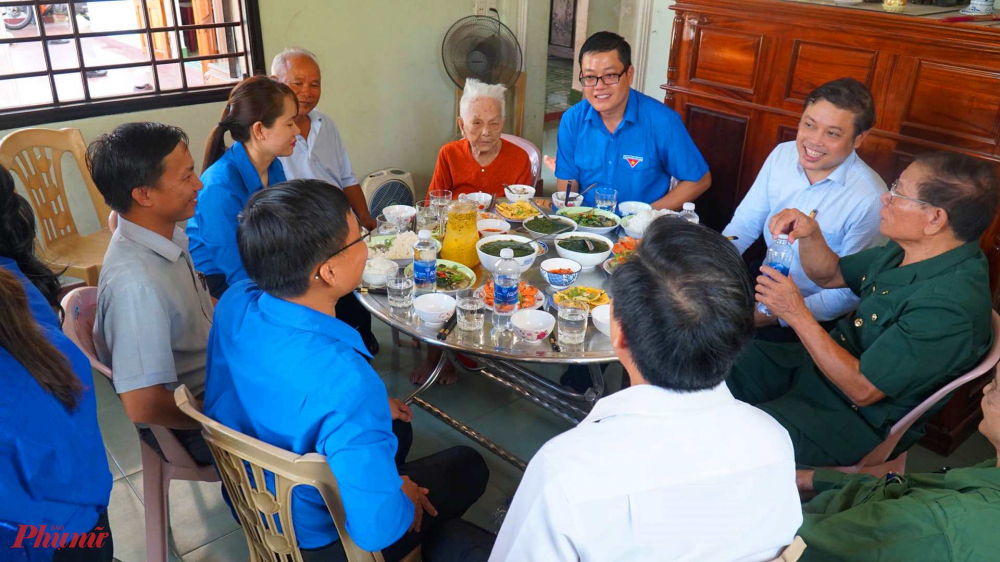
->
<box><xmin>9</xmin><ymin>525</ymin><xmax>109</xmax><ymax>550</ymax></box>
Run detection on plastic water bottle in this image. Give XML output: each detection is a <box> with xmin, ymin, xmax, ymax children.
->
<box><xmin>757</xmin><ymin>234</ymin><xmax>794</xmax><ymax>316</ymax></box>
<box><xmin>492</xmin><ymin>248</ymin><xmax>520</xmax><ymax>332</ymax></box>
<box><xmin>413</xmin><ymin>229</ymin><xmax>437</xmax><ymax>294</ymax></box>
<box><xmin>679</xmin><ymin>202</ymin><xmax>700</xmax><ymax>224</ymax></box>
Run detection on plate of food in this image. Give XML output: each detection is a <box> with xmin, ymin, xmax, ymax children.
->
<box><xmin>556</xmin><ymin>206</ymin><xmax>620</xmax><ymax>235</ymax></box>
<box><xmin>551</xmin><ymin>286</ymin><xmax>611</xmax><ymax>313</ymax></box>
<box><xmin>603</xmin><ymin>236</ymin><xmax>637</xmax><ymax>274</ymax></box>
<box><xmin>368</xmin><ymin>232</ymin><xmax>441</xmax><ymax>267</ymax></box>
<box><xmin>483</xmin><ymin>280</ymin><xmax>543</xmax><ymax>311</ymax></box>
<box><xmin>404</xmin><ymin>259</ymin><xmax>476</xmax><ymax>293</ymax></box>
<box><xmin>495</xmin><ymin>200</ymin><xmax>541</xmax><ymax>222</ymax></box>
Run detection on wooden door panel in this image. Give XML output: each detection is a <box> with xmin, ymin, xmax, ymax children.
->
<box><xmin>784</xmin><ymin>40</ymin><xmax>878</xmax><ymax>105</ymax></box>
<box><xmin>689</xmin><ymin>27</ymin><xmax>763</xmax><ymax>99</ymax></box>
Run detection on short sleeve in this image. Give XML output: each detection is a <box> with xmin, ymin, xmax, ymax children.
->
<box><xmin>195</xmin><ymin>184</ymin><xmax>249</xmax><ymax>286</ymax></box>
<box><xmin>100</xmin><ymin>283</ymin><xmax>178</xmax><ymax>394</ymax></box>
<box><xmin>859</xmin><ymin>300</ymin><xmax>974</xmax><ymax>399</ymax></box>
<box><xmin>839</xmin><ymin>246</ymin><xmax>883</xmax><ymax>295</ymax></box>
<box><xmin>659</xmin><ymin>109</ymin><xmax>709</xmax><ymax>183</ymax></box>
<box><xmin>554</xmin><ymin>113</ymin><xmax>580</xmax><ymax>183</ymax></box>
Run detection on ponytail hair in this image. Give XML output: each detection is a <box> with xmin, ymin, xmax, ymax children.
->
<box><xmin>0</xmin><ymin>165</ymin><xmax>64</xmax><ymax>316</ymax></box>
<box><xmin>203</xmin><ymin>75</ymin><xmax>298</xmax><ymax>173</ymax></box>
<box><xmin>0</xmin><ymin>268</ymin><xmax>83</xmax><ymax>410</ymax></box>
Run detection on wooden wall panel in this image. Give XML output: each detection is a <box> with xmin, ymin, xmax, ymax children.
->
<box><xmin>690</xmin><ymin>27</ymin><xmax>763</xmax><ymax>97</ymax></box>
<box><xmin>784</xmin><ymin>41</ymin><xmax>877</xmax><ymax>104</ymax></box>
<box><xmin>901</xmin><ymin>61</ymin><xmax>1000</xmax><ymax>151</ymax></box>
<box><xmin>683</xmin><ymin>103</ymin><xmax>750</xmax><ymax>232</ymax></box>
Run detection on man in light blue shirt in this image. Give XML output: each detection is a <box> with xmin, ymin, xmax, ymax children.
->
<box><xmin>272</xmin><ymin>47</ymin><xmax>377</xmax><ymax>231</ymax></box>
<box><xmin>555</xmin><ymin>32</ymin><xmax>710</xmax><ymax>210</ymax></box>
<box><xmin>722</xmin><ymin>78</ymin><xmax>886</xmax><ymax>341</ymax></box>
<box><xmin>205</xmin><ymin>179</ymin><xmax>493</xmax><ymax>560</ymax></box>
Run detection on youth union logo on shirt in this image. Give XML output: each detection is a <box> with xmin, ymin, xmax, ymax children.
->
<box><xmin>623</xmin><ymin>155</ymin><xmax>644</xmax><ymax>168</ymax></box>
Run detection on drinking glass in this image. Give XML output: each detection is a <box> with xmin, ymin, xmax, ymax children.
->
<box><xmin>456</xmin><ymin>288</ymin><xmax>486</xmax><ymax>331</ymax></box>
<box><xmin>595</xmin><ymin>187</ymin><xmax>618</xmax><ymax>213</ymax></box>
<box><xmin>376</xmin><ymin>214</ymin><xmax>401</xmax><ymax>236</ymax></box>
<box><xmin>387</xmin><ymin>268</ymin><xmax>415</xmax><ymax>308</ymax></box>
<box><xmin>557</xmin><ymin>301</ymin><xmax>588</xmax><ymax>346</ymax></box>
<box><xmin>416</xmin><ymin>200</ymin><xmax>440</xmax><ymax>236</ymax></box>
<box><xmin>429</xmin><ymin>190</ymin><xmax>453</xmax><ymax>234</ymax></box>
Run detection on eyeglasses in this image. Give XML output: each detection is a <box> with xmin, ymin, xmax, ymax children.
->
<box><xmin>888</xmin><ymin>180</ymin><xmax>934</xmax><ymax>207</ymax></box>
<box><xmin>579</xmin><ymin>71</ymin><xmax>626</xmax><ymax>87</ymax></box>
<box><xmin>313</xmin><ymin>225</ymin><xmax>371</xmax><ymax>280</ymax></box>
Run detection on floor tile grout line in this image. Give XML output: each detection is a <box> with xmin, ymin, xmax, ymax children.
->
<box><xmin>180</xmin><ymin>527</ymin><xmax>246</xmax><ymax>558</ymax></box>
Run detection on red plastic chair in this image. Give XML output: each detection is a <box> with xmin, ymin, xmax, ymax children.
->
<box><xmin>501</xmin><ymin>133</ymin><xmax>541</xmax><ymax>188</ymax></box>
<box><xmin>828</xmin><ymin>310</ymin><xmax>1000</xmax><ymax>476</ymax></box>
<box><xmin>61</xmin><ymin>287</ymin><xmax>219</xmax><ymax>562</ymax></box>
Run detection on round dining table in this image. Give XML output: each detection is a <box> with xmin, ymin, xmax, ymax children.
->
<box><xmin>355</xmin><ymin>197</ymin><xmax>623</xmax><ymax>469</ymax></box>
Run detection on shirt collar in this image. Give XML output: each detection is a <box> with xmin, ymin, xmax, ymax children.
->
<box><xmin>117</xmin><ymin>216</ymin><xmax>187</xmax><ymax>263</ymax></box>
<box><xmin>230</xmin><ymin>141</ymin><xmax>284</xmax><ymax>193</ymax></box>
<box><xmin>581</xmin><ymin>382</ymin><xmax>734</xmax><ymax>425</ymax></box>
<box><xmin>797</xmin><ymin>150</ymin><xmax>857</xmax><ymax>188</ymax></box>
<box><xmin>256</xmin><ymin>290</ymin><xmax>372</xmax><ymax>359</ymax></box>
<box><xmin>873</xmin><ymin>239</ymin><xmax>983</xmax><ymax>287</ymax></box>
<box><xmin>584</xmin><ymin>88</ymin><xmax>639</xmax><ymax>130</ymax></box>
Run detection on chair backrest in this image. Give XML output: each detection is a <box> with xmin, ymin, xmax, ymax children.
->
<box><xmin>0</xmin><ymin>128</ymin><xmax>110</xmax><ymax>248</ymax></box>
<box><xmin>500</xmin><ymin>133</ymin><xmax>540</xmax><ymax>188</ymax></box>
<box><xmin>174</xmin><ymin>385</ymin><xmax>385</xmax><ymax>562</ymax></box>
<box><xmin>859</xmin><ymin>309</ymin><xmax>1000</xmax><ymax>467</ymax></box>
<box><xmin>60</xmin><ymin>286</ymin><xmax>111</xmax><ymax>378</ymax></box>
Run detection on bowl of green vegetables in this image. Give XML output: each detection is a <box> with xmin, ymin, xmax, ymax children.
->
<box><xmin>476</xmin><ymin>234</ymin><xmax>541</xmax><ymax>273</ymax></box>
<box><xmin>556</xmin><ymin>206</ymin><xmax>620</xmax><ymax>236</ymax></box>
<box><xmin>553</xmin><ymin>232</ymin><xmax>614</xmax><ymax>270</ymax></box>
<box><xmin>523</xmin><ymin>214</ymin><xmax>577</xmax><ymax>240</ymax></box>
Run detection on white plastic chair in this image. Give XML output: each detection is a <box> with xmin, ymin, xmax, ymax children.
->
<box><xmin>828</xmin><ymin>310</ymin><xmax>1000</xmax><ymax>476</ymax></box>
<box><xmin>61</xmin><ymin>287</ymin><xmax>220</xmax><ymax>562</ymax></box>
<box><xmin>501</xmin><ymin>133</ymin><xmax>541</xmax><ymax>188</ymax></box>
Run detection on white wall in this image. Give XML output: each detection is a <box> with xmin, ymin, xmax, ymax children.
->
<box><xmin>640</xmin><ymin>0</ymin><xmax>675</xmax><ymax>99</ymax></box>
<box><xmin>1</xmin><ymin>0</ymin><xmax>552</xmax><ymax>237</ymax></box>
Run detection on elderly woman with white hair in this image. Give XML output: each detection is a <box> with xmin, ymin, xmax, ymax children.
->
<box><xmin>428</xmin><ymin>78</ymin><xmax>533</xmax><ymax>199</ymax></box>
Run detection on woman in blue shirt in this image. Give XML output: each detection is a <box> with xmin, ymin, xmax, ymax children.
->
<box><xmin>0</xmin><ymin>166</ymin><xmax>114</xmax><ymax>561</ymax></box>
<box><xmin>186</xmin><ymin>75</ymin><xmax>301</xmax><ymax>298</ymax></box>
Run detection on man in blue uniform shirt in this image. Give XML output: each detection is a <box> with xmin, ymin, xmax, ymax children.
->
<box><xmin>204</xmin><ymin>179</ymin><xmax>493</xmax><ymax>561</ymax></box>
<box><xmin>555</xmin><ymin>31</ymin><xmax>710</xmax><ymax>210</ymax></box>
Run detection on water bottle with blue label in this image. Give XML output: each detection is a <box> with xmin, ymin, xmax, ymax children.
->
<box><xmin>492</xmin><ymin>248</ymin><xmax>520</xmax><ymax>332</ymax></box>
<box><xmin>413</xmin><ymin>229</ymin><xmax>437</xmax><ymax>294</ymax></box>
<box><xmin>757</xmin><ymin>234</ymin><xmax>793</xmax><ymax>317</ymax></box>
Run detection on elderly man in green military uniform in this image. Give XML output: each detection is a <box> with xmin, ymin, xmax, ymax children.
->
<box><xmin>726</xmin><ymin>151</ymin><xmax>998</xmax><ymax>466</ymax></box>
<box><xmin>792</xmin><ymin>364</ymin><xmax>1000</xmax><ymax>560</ymax></box>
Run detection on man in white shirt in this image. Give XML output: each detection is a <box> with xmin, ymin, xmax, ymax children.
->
<box><xmin>272</xmin><ymin>47</ymin><xmax>379</xmax><ymax>353</ymax></box>
<box><xmin>722</xmin><ymin>78</ymin><xmax>886</xmax><ymax>342</ymax></box>
<box><xmin>491</xmin><ymin>218</ymin><xmax>802</xmax><ymax>562</ymax></box>
<box><xmin>272</xmin><ymin>47</ymin><xmax>377</xmax><ymax>231</ymax></box>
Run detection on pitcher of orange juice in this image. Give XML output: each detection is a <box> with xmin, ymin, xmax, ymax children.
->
<box><xmin>440</xmin><ymin>197</ymin><xmax>480</xmax><ymax>268</ymax></box>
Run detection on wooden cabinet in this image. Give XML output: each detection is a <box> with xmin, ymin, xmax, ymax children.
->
<box><xmin>662</xmin><ymin>0</ymin><xmax>1000</xmax><ymax>456</ymax></box>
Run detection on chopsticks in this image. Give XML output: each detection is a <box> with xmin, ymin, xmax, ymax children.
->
<box><xmin>437</xmin><ymin>313</ymin><xmax>458</xmax><ymax>341</ymax></box>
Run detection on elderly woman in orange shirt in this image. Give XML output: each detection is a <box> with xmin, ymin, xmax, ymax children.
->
<box><xmin>429</xmin><ymin>78</ymin><xmax>533</xmax><ymax>199</ymax></box>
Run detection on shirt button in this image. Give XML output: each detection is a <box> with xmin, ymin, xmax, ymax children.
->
<box><xmin>839</xmin><ymin>334</ymin><xmax>846</xmax><ymax>342</ymax></box>
<box><xmin>871</xmin><ymin>313</ymin><xmax>878</xmax><ymax>322</ymax></box>
<box><xmin>861</xmin><ymin>275</ymin><xmax>866</xmax><ymax>282</ymax></box>
<box><xmin>881</xmin><ymin>290</ymin><xmax>890</xmax><ymax>295</ymax></box>
<box><xmin>854</xmin><ymin>318</ymin><xmax>864</xmax><ymax>328</ymax></box>
<box><xmin>851</xmin><ymin>404</ymin><xmax>859</xmax><ymax>411</ymax></box>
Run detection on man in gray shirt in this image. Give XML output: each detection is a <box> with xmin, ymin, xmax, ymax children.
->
<box><xmin>88</xmin><ymin>122</ymin><xmax>214</xmax><ymax>464</ymax></box>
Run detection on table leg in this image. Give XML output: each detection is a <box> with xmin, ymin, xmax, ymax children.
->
<box><xmin>403</xmin><ymin>348</ymin><xmax>451</xmax><ymax>404</ymax></box>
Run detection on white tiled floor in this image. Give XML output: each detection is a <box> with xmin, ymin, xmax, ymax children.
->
<box><xmin>96</xmin><ymin>314</ymin><xmax>995</xmax><ymax>561</ymax></box>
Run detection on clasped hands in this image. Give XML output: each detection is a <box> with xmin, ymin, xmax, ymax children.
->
<box><xmin>755</xmin><ymin>209</ymin><xmax>822</xmax><ymax>325</ymax></box>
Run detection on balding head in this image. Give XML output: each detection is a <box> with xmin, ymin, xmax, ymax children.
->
<box><xmin>271</xmin><ymin>47</ymin><xmax>322</xmax><ymax>116</ymax></box>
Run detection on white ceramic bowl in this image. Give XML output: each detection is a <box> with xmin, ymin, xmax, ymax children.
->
<box><xmin>619</xmin><ymin>215</ymin><xmax>645</xmax><ymax>240</ymax></box>
<box><xmin>617</xmin><ymin>201</ymin><xmax>652</xmax><ymax>217</ymax></box>
<box><xmin>591</xmin><ymin>304</ymin><xmax>611</xmax><ymax>337</ymax></box>
<box><xmin>539</xmin><ymin>258</ymin><xmax>581</xmax><ymax>289</ymax></box>
<box><xmin>556</xmin><ymin>206</ymin><xmax>621</xmax><ymax>236</ymax></box>
<box><xmin>552</xmin><ymin>191</ymin><xmax>584</xmax><ymax>210</ymax></box>
<box><xmin>504</xmin><ymin>184</ymin><xmax>535</xmax><ymax>202</ymax></box>
<box><xmin>522</xmin><ymin>214</ymin><xmax>577</xmax><ymax>240</ymax></box>
<box><xmin>362</xmin><ymin>257</ymin><xmax>396</xmax><ymax>288</ymax></box>
<box><xmin>462</xmin><ymin>191</ymin><xmax>493</xmax><ymax>211</ymax></box>
<box><xmin>413</xmin><ymin>293</ymin><xmax>456</xmax><ymax>326</ymax></box>
<box><xmin>382</xmin><ymin>204</ymin><xmax>416</xmax><ymax>225</ymax></box>
<box><xmin>476</xmin><ymin>234</ymin><xmax>541</xmax><ymax>273</ymax></box>
<box><xmin>477</xmin><ymin>219</ymin><xmax>511</xmax><ymax>238</ymax></box>
<box><xmin>553</xmin><ymin>232</ymin><xmax>614</xmax><ymax>270</ymax></box>
<box><xmin>512</xmin><ymin>309</ymin><xmax>556</xmax><ymax>342</ymax></box>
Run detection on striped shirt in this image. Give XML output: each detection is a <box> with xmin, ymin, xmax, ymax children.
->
<box><xmin>722</xmin><ymin>141</ymin><xmax>887</xmax><ymax>322</ymax></box>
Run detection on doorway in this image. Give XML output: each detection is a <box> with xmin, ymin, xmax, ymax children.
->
<box><xmin>545</xmin><ymin>0</ymin><xmax>576</xmax><ymax>122</ymax></box>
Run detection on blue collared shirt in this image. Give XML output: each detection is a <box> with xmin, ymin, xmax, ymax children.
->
<box><xmin>278</xmin><ymin>109</ymin><xmax>358</xmax><ymax>189</ymax></box>
<box><xmin>555</xmin><ymin>88</ymin><xmax>709</xmax><ymax>206</ymax></box>
<box><xmin>186</xmin><ymin>142</ymin><xmax>287</xmax><ymax>286</ymax></box>
<box><xmin>0</xmin><ymin>258</ymin><xmax>112</xmax><ymax>555</ymax></box>
<box><xmin>203</xmin><ymin>281</ymin><xmax>411</xmax><ymax>550</ymax></box>
<box><xmin>722</xmin><ymin>141</ymin><xmax>887</xmax><ymax>322</ymax></box>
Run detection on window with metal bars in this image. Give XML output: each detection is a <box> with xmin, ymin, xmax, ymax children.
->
<box><xmin>0</xmin><ymin>0</ymin><xmax>264</xmax><ymax>128</ymax></box>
